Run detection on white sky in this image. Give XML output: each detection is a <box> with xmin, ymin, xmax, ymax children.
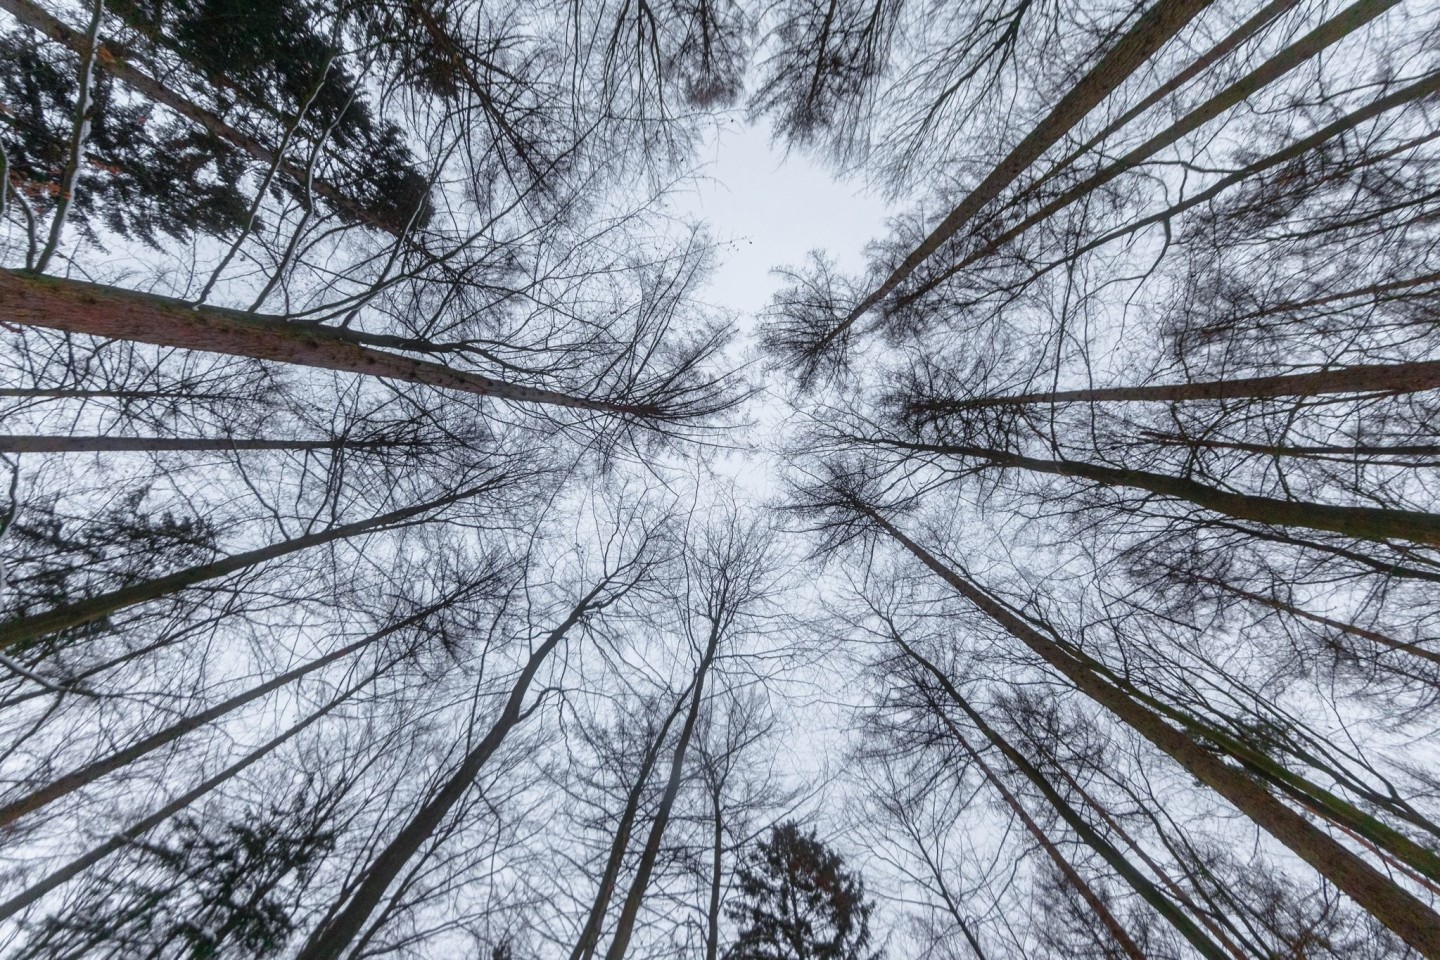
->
<box><xmin>670</xmin><ymin>120</ymin><xmax>894</xmax><ymax>329</ymax></box>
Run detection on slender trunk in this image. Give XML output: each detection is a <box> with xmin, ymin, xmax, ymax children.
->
<box><xmin>295</xmin><ymin>585</ymin><xmax>607</xmax><ymax>960</ymax></box>
<box><xmin>34</xmin><ymin>0</ymin><xmax>104</xmax><ymax>273</ymax></box>
<box><xmin>570</xmin><ymin>688</ymin><xmax>693</xmax><ymax>960</ymax></box>
<box><xmin>0</xmin><ymin>0</ymin><xmax>413</xmax><ymax>236</ymax></box>
<box><xmin>1174</xmin><ymin>567</ymin><xmax>1440</xmax><ymax>666</ymax></box>
<box><xmin>0</xmin><ymin>435</ymin><xmax>398</xmax><ymax>454</ymax></box>
<box><xmin>602</xmin><ymin>623</ymin><xmax>722</xmax><ymax>960</ymax></box>
<box><xmin>1</xmin><ymin>480</ymin><xmax>496</xmax><ymax>656</ymax></box>
<box><xmin>860</xmin><ymin>504</ymin><xmax>1440</xmax><ymax>957</ymax></box>
<box><xmin>1139</xmin><ymin>431</ymin><xmax>1440</xmax><ymax>463</ymax></box>
<box><xmin>918</xmin><ymin>359</ymin><xmax>1440</xmax><ymax>412</ymax></box>
<box><xmin>0</xmin><ymin>596</ymin><xmax>452</xmax><ymax>827</ymax></box>
<box><xmin>900</xmin><ymin>648</ymin><xmax>1228</xmax><ymax>960</ymax></box>
<box><xmin>877</xmin><ymin>436</ymin><xmax>1440</xmax><ymax>546</ymax></box>
<box><xmin>703</xmin><ymin>782</ymin><xmax>724</xmax><ymax>960</ymax></box>
<box><xmin>815</xmin><ymin>0</ymin><xmax>1214</xmax><ymax>351</ymax></box>
<box><xmin>0</xmin><ymin>668</ymin><xmax>372</xmax><ymax>922</ymax></box>
<box><xmin>901</xmin><ymin>0</ymin><xmax>1403</xmax><ymax>307</ymax></box>
<box><xmin>0</xmin><ymin>270</ymin><xmax>665</xmax><ymax>417</ymax></box>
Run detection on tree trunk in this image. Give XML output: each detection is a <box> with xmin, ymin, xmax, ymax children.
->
<box><xmin>0</xmin><ymin>596</ymin><xmax>453</xmax><ymax>827</ymax></box>
<box><xmin>898</xmin><ymin>643</ymin><xmax>1228</xmax><ymax>960</ymax></box>
<box><xmin>0</xmin><ymin>0</ymin><xmax>413</xmax><ymax>236</ymax></box>
<box><xmin>918</xmin><ymin>358</ymin><xmax>1440</xmax><ymax>411</ymax></box>
<box><xmin>294</xmin><ymin>584</ymin><xmax>608</xmax><ymax>960</ymax></box>
<box><xmin>1</xmin><ymin>480</ymin><xmax>497</xmax><ymax>656</ymax></box>
<box><xmin>0</xmin><ymin>270</ymin><xmax>665</xmax><ymax>417</ymax></box>
<box><xmin>880</xmin><ymin>436</ymin><xmax>1440</xmax><ymax>546</ymax></box>
<box><xmin>603</xmin><ymin>622</ymin><xmax>722</xmax><ymax>960</ymax></box>
<box><xmin>704</xmin><ymin>781</ymin><xmax>724</xmax><ymax>960</ymax></box>
<box><xmin>0</xmin><ymin>435</ymin><xmax>396</xmax><ymax>454</ymax></box>
<box><xmin>861</xmin><ymin>504</ymin><xmax>1440</xmax><ymax>958</ymax></box>
<box><xmin>815</xmin><ymin>0</ymin><xmax>1215</xmax><ymax>351</ymax></box>
<box><xmin>0</xmin><ymin>667</ymin><xmax>373</xmax><ymax>922</ymax></box>
<box><xmin>570</xmin><ymin>688</ymin><xmax>694</xmax><ymax>960</ymax></box>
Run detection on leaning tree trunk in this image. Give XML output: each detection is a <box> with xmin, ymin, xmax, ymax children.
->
<box><xmin>602</xmin><ymin>621</ymin><xmax>722</xmax><ymax>960</ymax></box>
<box><xmin>0</xmin><ymin>271</ymin><xmax>667</xmax><ymax>417</ymax></box>
<box><xmin>812</xmin><ymin>0</ymin><xmax>1215</xmax><ymax>351</ymax></box>
<box><xmin>882</xmin><ymin>436</ymin><xmax>1440</xmax><ymax>546</ymax></box>
<box><xmin>899</xmin><ymin>645</ymin><xmax>1229</xmax><ymax>960</ymax></box>
<box><xmin>294</xmin><ymin>584</ymin><xmax>609</xmax><ymax>960</ymax></box>
<box><xmin>0</xmin><ymin>667</ymin><xmax>375</xmax><ymax>922</ymax></box>
<box><xmin>1</xmin><ymin>479</ymin><xmax>498</xmax><ymax>656</ymax></box>
<box><xmin>859</xmin><ymin>503</ymin><xmax>1440</xmax><ymax>958</ymax></box>
<box><xmin>0</xmin><ymin>0</ymin><xmax>414</xmax><ymax>237</ymax></box>
<box><xmin>570</xmin><ymin>687</ymin><xmax>694</xmax><ymax>960</ymax></box>
<box><xmin>0</xmin><ymin>435</ymin><xmax>401</xmax><ymax>454</ymax></box>
<box><xmin>0</xmin><ymin>594</ymin><xmax>457</xmax><ymax>827</ymax></box>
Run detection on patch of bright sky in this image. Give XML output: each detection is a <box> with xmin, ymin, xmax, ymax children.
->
<box><xmin>669</xmin><ymin>119</ymin><xmax>894</xmax><ymax>330</ymax></box>
<box><xmin>664</xmin><ymin>119</ymin><xmax>895</xmax><ymax>491</ymax></box>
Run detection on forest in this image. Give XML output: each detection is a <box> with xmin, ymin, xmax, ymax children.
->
<box><xmin>1</xmin><ymin>0</ymin><xmax>1439</xmax><ymax>957</ymax></box>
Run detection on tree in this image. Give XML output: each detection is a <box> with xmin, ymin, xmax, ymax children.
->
<box><xmin>723</xmin><ymin>822</ymin><xmax>881</xmax><ymax>960</ymax></box>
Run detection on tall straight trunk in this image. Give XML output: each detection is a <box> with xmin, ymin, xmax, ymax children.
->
<box><xmin>1034</xmin><ymin>741</ymin><xmax>1251</xmax><ymax>960</ymax></box>
<box><xmin>813</xmin><ymin>0</ymin><xmax>1214</xmax><ymax>352</ymax></box>
<box><xmin>0</xmin><ymin>435</ymin><xmax>398</xmax><ymax>454</ymax></box>
<box><xmin>0</xmin><ymin>0</ymin><xmax>413</xmax><ymax>236</ymax></box>
<box><xmin>703</xmin><ymin>780</ymin><xmax>724</xmax><ymax>960</ymax></box>
<box><xmin>861</xmin><ymin>504</ymin><xmax>1440</xmax><ymax>957</ymax></box>
<box><xmin>0</xmin><ymin>667</ymin><xmax>373</xmax><ymax>922</ymax></box>
<box><xmin>570</xmin><ymin>688</ymin><xmax>693</xmax><ymax>960</ymax></box>
<box><xmin>900</xmin><ymin>0</ymin><xmax>1403</xmax><ymax>307</ymax></box>
<box><xmin>919</xmin><ymin>359</ymin><xmax>1440</xmax><ymax>412</ymax></box>
<box><xmin>879</xmin><ymin>436</ymin><xmax>1440</xmax><ymax>546</ymax></box>
<box><xmin>0</xmin><ymin>271</ymin><xmax>665</xmax><ymax>417</ymax></box>
<box><xmin>0</xmin><ymin>595</ymin><xmax>454</xmax><ymax>827</ymax></box>
<box><xmin>898</xmin><ymin>645</ymin><xmax>1229</xmax><ymax>960</ymax></box>
<box><xmin>602</xmin><ymin>622</ymin><xmax>722</xmax><ymax>960</ymax></box>
<box><xmin>294</xmin><ymin>585</ymin><xmax>608</xmax><ymax>960</ymax></box>
<box><xmin>1</xmin><ymin>480</ymin><xmax>496</xmax><ymax>656</ymax></box>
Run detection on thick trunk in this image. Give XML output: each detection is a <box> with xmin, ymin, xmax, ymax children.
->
<box><xmin>0</xmin><ymin>598</ymin><xmax>450</xmax><ymax>827</ymax></box>
<box><xmin>1</xmin><ymin>481</ymin><xmax>495</xmax><ymax>655</ymax></box>
<box><xmin>0</xmin><ymin>271</ymin><xmax>662</xmax><ymax>417</ymax></box>
<box><xmin>815</xmin><ymin>0</ymin><xmax>1214</xmax><ymax>350</ymax></box>
<box><xmin>294</xmin><ymin>586</ymin><xmax>604</xmax><ymax>960</ymax></box>
<box><xmin>1140</xmin><ymin>432</ymin><xmax>1440</xmax><ymax>463</ymax></box>
<box><xmin>881</xmin><ymin>437</ymin><xmax>1440</xmax><ymax>546</ymax></box>
<box><xmin>0</xmin><ymin>670</ymin><xmax>370</xmax><ymax>922</ymax></box>
<box><xmin>0</xmin><ymin>0</ymin><xmax>412</xmax><ymax>236</ymax></box>
<box><xmin>900</xmin><ymin>645</ymin><xmax>1227</xmax><ymax>960</ymax></box>
<box><xmin>602</xmin><ymin>624</ymin><xmax>721</xmax><ymax>960</ymax></box>
<box><xmin>570</xmin><ymin>688</ymin><xmax>693</xmax><ymax>960</ymax></box>
<box><xmin>863</xmin><ymin>506</ymin><xmax>1440</xmax><ymax>957</ymax></box>
<box><xmin>0</xmin><ymin>435</ymin><xmax>392</xmax><ymax>453</ymax></box>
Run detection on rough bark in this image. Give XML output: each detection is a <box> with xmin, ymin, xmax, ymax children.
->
<box><xmin>861</xmin><ymin>504</ymin><xmax>1440</xmax><ymax>958</ymax></box>
<box><xmin>0</xmin><ymin>270</ymin><xmax>668</xmax><ymax>417</ymax></box>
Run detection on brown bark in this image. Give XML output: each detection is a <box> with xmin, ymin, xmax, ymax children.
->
<box><xmin>0</xmin><ymin>597</ymin><xmax>452</xmax><ymax>828</ymax></box>
<box><xmin>0</xmin><ymin>270</ymin><xmax>665</xmax><ymax>417</ymax></box>
<box><xmin>294</xmin><ymin>584</ymin><xmax>608</xmax><ymax>960</ymax></box>
<box><xmin>0</xmin><ymin>0</ymin><xmax>414</xmax><ymax>236</ymax></box>
<box><xmin>813</xmin><ymin>0</ymin><xmax>1216</xmax><ymax>352</ymax></box>
<box><xmin>873</xmin><ymin>436</ymin><xmax>1440</xmax><ymax>546</ymax></box>
<box><xmin>861</xmin><ymin>505</ymin><xmax>1440</xmax><ymax>958</ymax></box>
<box><xmin>0</xmin><ymin>480</ymin><xmax>496</xmax><ymax>656</ymax></box>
